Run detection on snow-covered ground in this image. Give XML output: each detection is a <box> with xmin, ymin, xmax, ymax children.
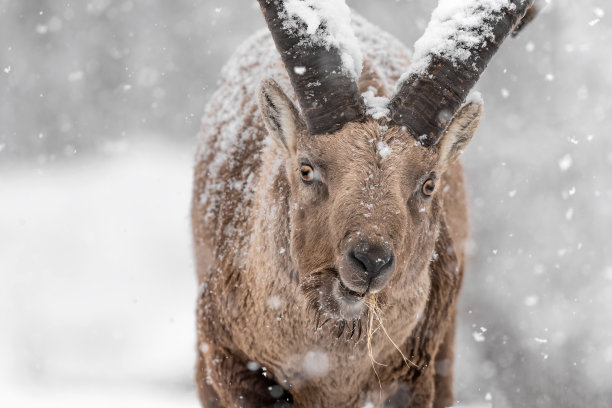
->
<box><xmin>0</xmin><ymin>141</ymin><xmax>199</xmax><ymax>407</ymax></box>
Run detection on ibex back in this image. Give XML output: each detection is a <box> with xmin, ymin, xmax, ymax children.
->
<box><xmin>192</xmin><ymin>1</ymin><xmax>536</xmax><ymax>407</ymax></box>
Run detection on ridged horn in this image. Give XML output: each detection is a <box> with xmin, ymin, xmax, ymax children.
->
<box><xmin>389</xmin><ymin>0</ymin><xmax>536</xmax><ymax>146</ymax></box>
<box><xmin>258</xmin><ymin>0</ymin><xmax>366</xmax><ymax>135</ymax></box>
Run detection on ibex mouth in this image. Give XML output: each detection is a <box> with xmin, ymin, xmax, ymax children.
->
<box><xmin>302</xmin><ymin>269</ymin><xmax>366</xmax><ymax>319</ymax></box>
<box><xmin>332</xmin><ymin>278</ymin><xmax>367</xmax><ymax>319</ymax></box>
<box><xmin>338</xmin><ymin>279</ymin><xmax>365</xmax><ymax>300</ymax></box>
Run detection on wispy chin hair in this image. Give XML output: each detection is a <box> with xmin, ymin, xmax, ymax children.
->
<box><xmin>299</xmin><ymin>268</ymin><xmax>373</xmax><ymax>342</ymax></box>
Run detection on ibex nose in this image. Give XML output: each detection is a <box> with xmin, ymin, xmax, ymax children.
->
<box><xmin>350</xmin><ymin>243</ymin><xmax>394</xmax><ymax>278</ymax></box>
<box><xmin>340</xmin><ymin>242</ymin><xmax>395</xmax><ymax>295</ymax></box>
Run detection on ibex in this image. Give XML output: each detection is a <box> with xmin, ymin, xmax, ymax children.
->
<box><xmin>192</xmin><ymin>1</ymin><xmax>537</xmax><ymax>407</ymax></box>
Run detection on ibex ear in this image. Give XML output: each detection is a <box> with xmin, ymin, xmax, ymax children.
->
<box><xmin>436</xmin><ymin>99</ymin><xmax>483</xmax><ymax>167</ymax></box>
<box><xmin>258</xmin><ymin>78</ymin><xmax>304</xmax><ymax>157</ymax></box>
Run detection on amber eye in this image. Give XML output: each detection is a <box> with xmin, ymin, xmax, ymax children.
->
<box><xmin>422</xmin><ymin>178</ymin><xmax>435</xmax><ymax>196</ymax></box>
<box><xmin>300</xmin><ymin>165</ymin><xmax>314</xmax><ymax>183</ymax></box>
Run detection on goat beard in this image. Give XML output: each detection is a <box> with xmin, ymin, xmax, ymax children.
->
<box><xmin>299</xmin><ymin>268</ymin><xmax>388</xmax><ymax>342</ymax></box>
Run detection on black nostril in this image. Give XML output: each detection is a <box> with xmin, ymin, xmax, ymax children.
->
<box><xmin>350</xmin><ymin>251</ymin><xmax>369</xmax><ymax>273</ymax></box>
<box><xmin>350</xmin><ymin>243</ymin><xmax>394</xmax><ymax>278</ymax></box>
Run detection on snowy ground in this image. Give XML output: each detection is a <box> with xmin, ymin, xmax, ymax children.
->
<box><xmin>0</xmin><ymin>141</ymin><xmax>199</xmax><ymax>407</ymax></box>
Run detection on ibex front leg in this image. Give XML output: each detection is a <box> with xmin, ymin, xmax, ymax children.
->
<box><xmin>196</xmin><ymin>344</ymin><xmax>292</xmax><ymax>408</ymax></box>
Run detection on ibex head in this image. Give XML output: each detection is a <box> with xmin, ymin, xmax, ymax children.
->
<box><xmin>257</xmin><ymin>0</ymin><xmax>534</xmax><ymax>320</ymax></box>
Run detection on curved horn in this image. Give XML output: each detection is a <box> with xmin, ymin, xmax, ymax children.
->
<box><xmin>258</xmin><ymin>0</ymin><xmax>365</xmax><ymax>135</ymax></box>
<box><xmin>389</xmin><ymin>0</ymin><xmax>536</xmax><ymax>146</ymax></box>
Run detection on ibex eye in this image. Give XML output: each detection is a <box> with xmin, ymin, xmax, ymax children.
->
<box><xmin>300</xmin><ymin>165</ymin><xmax>314</xmax><ymax>183</ymax></box>
<box><xmin>422</xmin><ymin>178</ymin><xmax>435</xmax><ymax>197</ymax></box>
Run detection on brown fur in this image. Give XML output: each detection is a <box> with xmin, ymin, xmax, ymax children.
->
<box><xmin>192</xmin><ymin>27</ymin><xmax>482</xmax><ymax>408</ymax></box>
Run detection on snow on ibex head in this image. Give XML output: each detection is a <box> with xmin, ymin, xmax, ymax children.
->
<box><xmin>403</xmin><ymin>0</ymin><xmax>515</xmax><ymax>79</ymax></box>
<box><xmin>282</xmin><ymin>0</ymin><xmax>363</xmax><ymax>79</ymax></box>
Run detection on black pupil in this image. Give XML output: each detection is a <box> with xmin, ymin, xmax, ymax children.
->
<box><xmin>301</xmin><ymin>167</ymin><xmax>312</xmax><ymax>179</ymax></box>
<box><xmin>425</xmin><ymin>180</ymin><xmax>434</xmax><ymax>193</ymax></box>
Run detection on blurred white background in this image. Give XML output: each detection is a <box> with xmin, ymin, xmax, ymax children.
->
<box><xmin>1</xmin><ymin>1</ymin><xmax>611</xmax><ymax>407</ymax></box>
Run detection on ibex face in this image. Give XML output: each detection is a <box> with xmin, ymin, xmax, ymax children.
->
<box><xmin>259</xmin><ymin>79</ymin><xmax>483</xmax><ymax>320</ymax></box>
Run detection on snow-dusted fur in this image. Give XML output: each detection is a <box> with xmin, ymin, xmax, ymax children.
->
<box><xmin>192</xmin><ymin>15</ymin><xmax>481</xmax><ymax>408</ymax></box>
